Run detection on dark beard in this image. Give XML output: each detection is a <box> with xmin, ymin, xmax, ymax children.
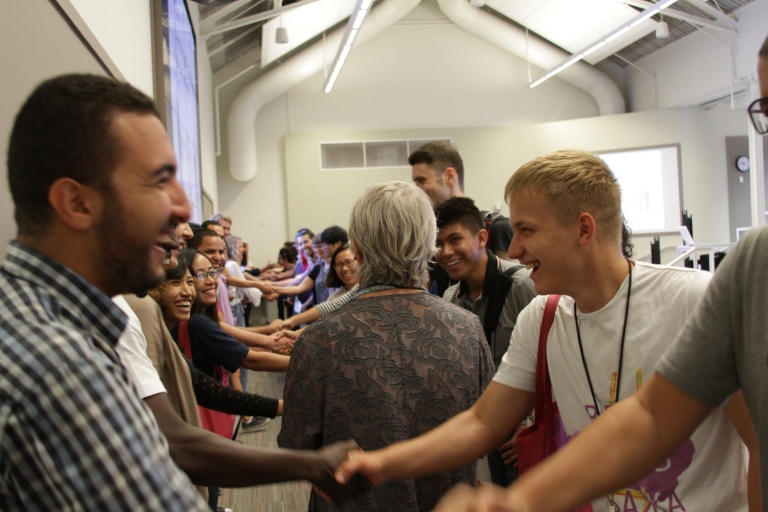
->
<box><xmin>96</xmin><ymin>189</ymin><xmax>164</xmax><ymax>295</ymax></box>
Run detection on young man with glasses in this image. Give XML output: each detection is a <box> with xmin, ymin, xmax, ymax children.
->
<box><xmin>414</xmin><ymin>35</ymin><xmax>768</xmax><ymax>512</ymax></box>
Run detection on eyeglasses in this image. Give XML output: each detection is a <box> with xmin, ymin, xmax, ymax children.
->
<box><xmin>748</xmin><ymin>97</ymin><xmax>768</xmax><ymax>135</ymax></box>
<box><xmin>334</xmin><ymin>258</ymin><xmax>357</xmax><ymax>270</ymax></box>
<box><xmin>193</xmin><ymin>269</ymin><xmax>221</xmax><ymax>281</ymax></box>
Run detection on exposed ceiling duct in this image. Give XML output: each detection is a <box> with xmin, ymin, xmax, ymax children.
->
<box><xmin>227</xmin><ymin>0</ymin><xmax>421</xmax><ymax>182</ymax></box>
<box><xmin>436</xmin><ymin>0</ymin><xmax>625</xmax><ymax>117</ymax></box>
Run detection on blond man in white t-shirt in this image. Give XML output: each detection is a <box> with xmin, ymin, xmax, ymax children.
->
<box><xmin>337</xmin><ymin>149</ymin><xmax>759</xmax><ymax>512</ymax></box>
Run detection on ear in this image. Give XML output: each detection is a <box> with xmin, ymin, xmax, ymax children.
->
<box><xmin>576</xmin><ymin>212</ymin><xmax>597</xmax><ymax>247</ymax></box>
<box><xmin>476</xmin><ymin>227</ymin><xmax>489</xmax><ymax>249</ymax></box>
<box><xmin>443</xmin><ymin>167</ymin><xmax>457</xmax><ymax>187</ymax></box>
<box><xmin>47</xmin><ymin>178</ymin><xmax>104</xmax><ymax>232</ymax></box>
<box><xmin>352</xmin><ymin>239</ymin><xmax>364</xmax><ymax>265</ymax></box>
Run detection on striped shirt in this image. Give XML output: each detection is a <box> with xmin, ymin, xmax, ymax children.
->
<box><xmin>315</xmin><ymin>284</ymin><xmax>360</xmax><ymax>317</ymax></box>
<box><xmin>0</xmin><ymin>241</ymin><xmax>206</xmax><ymax>511</ymax></box>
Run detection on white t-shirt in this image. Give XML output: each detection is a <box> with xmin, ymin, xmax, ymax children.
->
<box><xmin>113</xmin><ymin>295</ymin><xmax>166</xmax><ymax>400</ymax></box>
<box><xmin>225</xmin><ymin>260</ymin><xmax>262</xmax><ymax>307</ymax></box>
<box><xmin>495</xmin><ymin>262</ymin><xmax>747</xmax><ymax>512</ymax></box>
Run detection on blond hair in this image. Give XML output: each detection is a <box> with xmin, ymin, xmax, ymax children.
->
<box><xmin>348</xmin><ymin>181</ymin><xmax>436</xmax><ymax>288</ymax></box>
<box><xmin>504</xmin><ymin>150</ymin><xmax>622</xmax><ymax>241</ymax></box>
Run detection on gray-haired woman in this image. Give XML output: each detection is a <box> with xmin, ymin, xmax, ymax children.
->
<box><xmin>278</xmin><ymin>181</ymin><xmax>495</xmax><ymax>512</ymax></box>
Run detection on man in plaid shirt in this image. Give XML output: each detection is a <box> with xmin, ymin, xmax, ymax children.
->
<box><xmin>0</xmin><ymin>74</ymin><xmax>207</xmax><ymax>510</ymax></box>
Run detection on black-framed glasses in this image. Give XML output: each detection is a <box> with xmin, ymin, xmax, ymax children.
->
<box><xmin>193</xmin><ymin>269</ymin><xmax>221</xmax><ymax>281</ymax></box>
<box><xmin>334</xmin><ymin>258</ymin><xmax>357</xmax><ymax>270</ymax></box>
<box><xmin>748</xmin><ymin>97</ymin><xmax>768</xmax><ymax>135</ymax></box>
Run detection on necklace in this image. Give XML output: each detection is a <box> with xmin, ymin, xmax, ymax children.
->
<box><xmin>573</xmin><ymin>258</ymin><xmax>633</xmax><ymax>415</ymax></box>
<box><xmin>573</xmin><ymin>259</ymin><xmax>632</xmax><ymax>512</ymax></box>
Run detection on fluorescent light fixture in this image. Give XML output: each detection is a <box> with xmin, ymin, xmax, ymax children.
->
<box><xmin>604</xmin><ymin>26</ymin><xmax>632</xmax><ymax>43</ymax></box>
<box><xmin>323</xmin><ymin>0</ymin><xmax>372</xmax><ymax>93</ymax></box>
<box><xmin>530</xmin><ymin>0</ymin><xmax>679</xmax><ymax>89</ymax></box>
<box><xmin>582</xmin><ymin>41</ymin><xmax>606</xmax><ymax>57</ymax></box>
<box><xmin>352</xmin><ymin>10</ymin><xmax>366</xmax><ymax>29</ymax></box>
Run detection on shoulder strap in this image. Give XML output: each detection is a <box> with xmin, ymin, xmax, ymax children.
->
<box><xmin>177</xmin><ymin>320</ymin><xmax>193</xmax><ymax>361</ymax></box>
<box><xmin>533</xmin><ymin>295</ymin><xmax>561</xmax><ymax>425</ymax></box>
<box><xmin>482</xmin><ymin>264</ymin><xmax>525</xmax><ymax>342</ymax></box>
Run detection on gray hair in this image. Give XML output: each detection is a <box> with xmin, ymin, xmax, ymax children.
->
<box><xmin>210</xmin><ymin>212</ymin><xmax>232</xmax><ymax>224</ymax></box>
<box><xmin>348</xmin><ymin>181</ymin><xmax>436</xmax><ymax>289</ymax></box>
<box><xmin>224</xmin><ymin>235</ymin><xmax>241</xmax><ymax>261</ymax></box>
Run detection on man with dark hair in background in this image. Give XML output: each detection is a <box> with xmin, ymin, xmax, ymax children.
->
<box><xmin>409</xmin><ymin>141</ymin><xmax>514</xmax><ymax>296</ymax></box>
<box><xmin>435</xmin><ymin>197</ymin><xmax>537</xmax><ymax>487</ymax></box>
<box><xmin>321</xmin><ymin>225</ymin><xmax>349</xmax><ymax>258</ymax></box>
<box><xmin>1</xmin><ymin>73</ymin><xmax>206</xmax><ymax>510</ymax></box>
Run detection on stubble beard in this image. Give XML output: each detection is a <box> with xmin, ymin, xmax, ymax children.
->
<box><xmin>97</xmin><ymin>189</ymin><xmax>165</xmax><ymax>295</ymax></box>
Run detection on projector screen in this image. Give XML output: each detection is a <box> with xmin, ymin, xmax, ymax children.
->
<box><xmin>596</xmin><ymin>145</ymin><xmax>682</xmax><ymax>235</ymax></box>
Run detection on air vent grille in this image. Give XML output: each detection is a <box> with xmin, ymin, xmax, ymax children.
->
<box><xmin>320</xmin><ymin>139</ymin><xmax>450</xmax><ymax>170</ymax></box>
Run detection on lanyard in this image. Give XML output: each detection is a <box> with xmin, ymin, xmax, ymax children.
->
<box><xmin>574</xmin><ymin>258</ymin><xmax>633</xmax><ymax>417</ymax></box>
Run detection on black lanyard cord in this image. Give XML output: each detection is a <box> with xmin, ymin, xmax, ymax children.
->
<box><xmin>574</xmin><ymin>258</ymin><xmax>633</xmax><ymax>417</ymax></box>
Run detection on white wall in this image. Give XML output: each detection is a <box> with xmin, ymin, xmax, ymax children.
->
<box><xmin>284</xmin><ymin>106</ymin><xmax>747</xmax><ymax>255</ymax></box>
<box><xmin>0</xmin><ymin>1</ymin><xmax>107</xmax><ymax>256</ymax></box>
<box><xmin>65</xmin><ymin>0</ymin><xmax>155</xmax><ymax>97</ymax></box>
<box><xmin>217</xmin><ymin>1</ymin><xmax>603</xmax><ymax>264</ymax></box>
<box><xmin>625</xmin><ymin>0</ymin><xmax>768</xmax><ymax>111</ymax></box>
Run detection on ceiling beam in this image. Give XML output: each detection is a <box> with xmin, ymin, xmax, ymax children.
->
<box><xmin>200</xmin><ymin>0</ymin><xmax>258</xmax><ymax>34</ymax></box>
<box><xmin>202</xmin><ymin>0</ymin><xmax>323</xmax><ymax>37</ymax></box>
<box><xmin>207</xmin><ymin>25</ymin><xmax>260</xmax><ymax>57</ymax></box>
<box><xmin>621</xmin><ymin>0</ymin><xmax>737</xmax><ymax>32</ymax></box>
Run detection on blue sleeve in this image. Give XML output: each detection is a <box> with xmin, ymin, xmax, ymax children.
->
<box><xmin>309</xmin><ymin>265</ymin><xmax>321</xmax><ymax>281</ymax></box>
<box><xmin>188</xmin><ymin>314</ymin><xmax>249</xmax><ymax>373</ymax></box>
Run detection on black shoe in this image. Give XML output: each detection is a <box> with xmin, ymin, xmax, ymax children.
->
<box><xmin>241</xmin><ymin>417</ymin><xmax>271</xmax><ymax>431</ymax></box>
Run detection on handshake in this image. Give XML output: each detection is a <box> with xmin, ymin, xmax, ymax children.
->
<box><xmin>312</xmin><ymin>443</ymin><xmax>524</xmax><ymax>511</ymax></box>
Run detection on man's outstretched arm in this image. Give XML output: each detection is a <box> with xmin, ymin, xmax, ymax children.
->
<box><xmin>337</xmin><ymin>382</ymin><xmax>534</xmax><ymax>485</ymax></box>
<box><xmin>144</xmin><ymin>393</ymin><xmax>364</xmax><ymax>502</ymax></box>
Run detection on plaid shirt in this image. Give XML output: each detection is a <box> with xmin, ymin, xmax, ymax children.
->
<box><xmin>0</xmin><ymin>242</ymin><xmax>206</xmax><ymax>511</ymax></box>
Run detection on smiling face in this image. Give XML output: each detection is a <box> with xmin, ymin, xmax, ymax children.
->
<box><xmin>313</xmin><ymin>242</ymin><xmax>327</xmax><ymax>261</ymax></box>
<box><xmin>297</xmin><ymin>234</ymin><xmax>314</xmax><ymax>259</ymax></box>
<box><xmin>197</xmin><ymin>235</ymin><xmax>227</xmax><ymax>268</ymax></box>
<box><xmin>158</xmin><ymin>268</ymin><xmax>195</xmax><ymax>327</ymax></box>
<box><xmin>435</xmin><ymin>222</ymin><xmax>488</xmax><ymax>282</ymax></box>
<box><xmin>411</xmin><ymin>163</ymin><xmax>451</xmax><ymax>207</ymax></box>
<box><xmin>191</xmin><ymin>252</ymin><xmax>219</xmax><ymax>310</ymax></box>
<box><xmin>508</xmin><ymin>191</ymin><xmax>580</xmax><ymax>296</ymax></box>
<box><xmin>332</xmin><ymin>248</ymin><xmax>359</xmax><ymax>289</ymax></box>
<box><xmin>97</xmin><ymin>113</ymin><xmax>190</xmax><ymax>295</ymax></box>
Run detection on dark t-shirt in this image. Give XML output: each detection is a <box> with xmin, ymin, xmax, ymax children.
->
<box><xmin>488</xmin><ymin>217</ymin><xmax>513</xmax><ymax>255</ymax></box>
<box><xmin>172</xmin><ymin>314</ymin><xmax>248</xmax><ymax>378</ymax></box>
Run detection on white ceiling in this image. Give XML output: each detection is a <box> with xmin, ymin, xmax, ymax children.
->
<box><xmin>484</xmin><ymin>0</ymin><xmax>658</xmax><ymax>64</ymax></box>
<box><xmin>261</xmin><ymin>0</ymin><xmax>357</xmax><ymax>67</ymax></box>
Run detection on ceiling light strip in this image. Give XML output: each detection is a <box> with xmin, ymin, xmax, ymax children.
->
<box><xmin>529</xmin><ymin>0</ymin><xmax>679</xmax><ymax>89</ymax></box>
<box><xmin>323</xmin><ymin>0</ymin><xmax>373</xmax><ymax>93</ymax></box>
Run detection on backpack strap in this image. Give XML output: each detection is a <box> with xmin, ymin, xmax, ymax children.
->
<box><xmin>483</xmin><ymin>264</ymin><xmax>524</xmax><ymax>344</ymax></box>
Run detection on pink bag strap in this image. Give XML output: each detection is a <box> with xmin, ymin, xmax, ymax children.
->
<box><xmin>533</xmin><ymin>295</ymin><xmax>561</xmax><ymax>425</ymax></box>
